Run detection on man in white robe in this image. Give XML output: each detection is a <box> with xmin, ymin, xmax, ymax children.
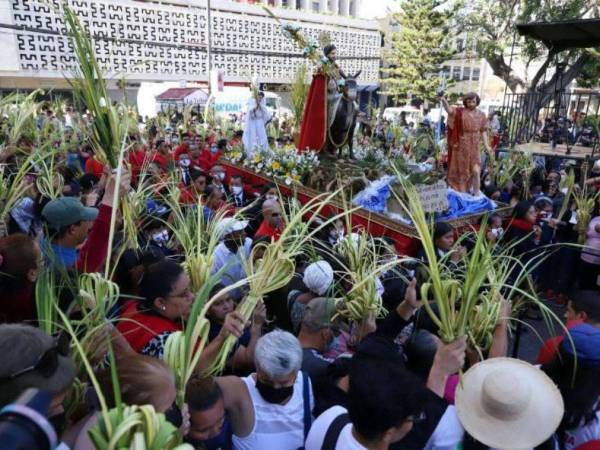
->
<box><xmin>243</xmin><ymin>92</ymin><xmax>273</xmax><ymax>156</ymax></box>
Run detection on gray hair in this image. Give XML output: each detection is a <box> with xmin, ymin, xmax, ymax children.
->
<box><xmin>254</xmin><ymin>330</ymin><xmax>302</xmax><ymax>379</ymax></box>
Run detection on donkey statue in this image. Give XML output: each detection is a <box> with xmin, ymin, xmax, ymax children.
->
<box><xmin>322</xmin><ymin>71</ymin><xmax>362</xmax><ymax>159</ymax></box>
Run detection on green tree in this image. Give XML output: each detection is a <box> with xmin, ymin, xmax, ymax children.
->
<box><xmin>460</xmin><ymin>0</ymin><xmax>600</xmax><ymax>93</ymax></box>
<box><xmin>381</xmin><ymin>0</ymin><xmax>457</xmax><ymax>105</ymax></box>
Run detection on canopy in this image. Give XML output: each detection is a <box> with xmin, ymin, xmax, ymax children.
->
<box><xmin>516</xmin><ymin>18</ymin><xmax>600</xmax><ymax>51</ymax></box>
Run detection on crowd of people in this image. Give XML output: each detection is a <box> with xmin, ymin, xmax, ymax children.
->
<box><xmin>0</xmin><ymin>102</ymin><xmax>599</xmax><ymax>450</ymax></box>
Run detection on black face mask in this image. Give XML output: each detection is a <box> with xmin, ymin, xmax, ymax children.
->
<box><xmin>224</xmin><ymin>238</ymin><xmax>242</xmax><ymax>254</ymax></box>
<box><xmin>255</xmin><ymin>379</ymin><xmax>294</xmax><ymax>404</ymax></box>
<box><xmin>164</xmin><ymin>402</ymin><xmax>183</xmax><ymax>428</ymax></box>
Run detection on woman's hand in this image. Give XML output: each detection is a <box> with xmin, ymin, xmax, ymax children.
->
<box><xmin>217</xmin><ymin>311</ymin><xmax>245</xmax><ymax>341</ymax></box>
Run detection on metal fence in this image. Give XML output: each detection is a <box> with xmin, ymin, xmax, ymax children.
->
<box><xmin>500</xmin><ymin>90</ymin><xmax>600</xmax><ymax>154</ymax></box>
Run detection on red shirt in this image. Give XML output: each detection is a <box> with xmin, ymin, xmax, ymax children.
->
<box><xmin>117</xmin><ymin>300</ymin><xmax>182</xmax><ymax>353</ymax></box>
<box><xmin>255</xmin><ymin>220</ymin><xmax>284</xmax><ymax>241</ymax></box>
<box><xmin>151</xmin><ymin>152</ymin><xmax>172</xmax><ymax>170</ymax></box>
<box><xmin>173</xmin><ymin>143</ymin><xmax>190</xmax><ymax>162</ymax></box>
<box><xmin>129</xmin><ymin>148</ymin><xmax>148</xmax><ymax>184</ymax></box>
<box><xmin>179</xmin><ymin>186</ymin><xmax>201</xmax><ymax>205</ymax></box>
<box><xmin>198</xmin><ymin>149</ymin><xmax>223</xmax><ymax>172</ymax></box>
<box><xmin>85</xmin><ymin>157</ymin><xmax>104</xmax><ymax>177</ymax></box>
<box><xmin>536</xmin><ymin>319</ymin><xmax>583</xmax><ymax>365</ymax></box>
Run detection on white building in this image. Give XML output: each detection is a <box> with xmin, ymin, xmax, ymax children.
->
<box><xmin>0</xmin><ymin>0</ymin><xmax>380</xmax><ymax>97</ymax></box>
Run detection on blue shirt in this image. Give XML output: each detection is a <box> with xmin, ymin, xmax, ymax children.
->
<box><xmin>40</xmin><ymin>238</ymin><xmax>78</xmax><ymax>270</ymax></box>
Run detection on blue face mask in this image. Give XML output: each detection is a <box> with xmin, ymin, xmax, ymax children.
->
<box><xmin>210</xmin><ymin>145</ymin><xmax>218</xmax><ymax>154</ymax></box>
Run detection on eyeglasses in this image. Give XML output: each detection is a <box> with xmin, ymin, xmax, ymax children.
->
<box><xmin>0</xmin><ymin>332</ymin><xmax>70</xmax><ymax>381</ymax></box>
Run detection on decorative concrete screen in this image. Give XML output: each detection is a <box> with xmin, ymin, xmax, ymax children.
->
<box><xmin>7</xmin><ymin>0</ymin><xmax>380</xmax><ymax>83</ymax></box>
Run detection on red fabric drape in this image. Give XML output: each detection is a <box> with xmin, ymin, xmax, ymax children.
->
<box><xmin>298</xmin><ymin>74</ymin><xmax>328</xmax><ymax>152</ymax></box>
<box><xmin>447</xmin><ymin>107</ymin><xmax>464</xmax><ymax>167</ymax></box>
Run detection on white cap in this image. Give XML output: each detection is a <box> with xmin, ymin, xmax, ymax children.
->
<box><xmin>216</xmin><ymin>218</ymin><xmax>248</xmax><ymax>238</ymax></box>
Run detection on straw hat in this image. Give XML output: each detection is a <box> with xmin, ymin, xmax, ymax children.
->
<box><xmin>455</xmin><ymin>357</ymin><xmax>564</xmax><ymax>450</ymax></box>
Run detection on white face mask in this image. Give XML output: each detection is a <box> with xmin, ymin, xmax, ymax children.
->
<box><xmin>152</xmin><ymin>230</ymin><xmax>169</xmax><ymax>243</ymax></box>
<box><xmin>180</xmin><ymin>158</ymin><xmax>190</xmax><ymax>167</ymax></box>
<box><xmin>265</xmin><ymin>194</ymin><xmax>278</xmax><ymax>202</ymax></box>
<box><xmin>231</xmin><ymin>186</ymin><xmax>243</xmax><ymax>195</ymax></box>
<box><xmin>215</xmin><ymin>172</ymin><xmax>225</xmax><ymax>181</ymax></box>
<box><xmin>491</xmin><ymin>227</ymin><xmax>503</xmax><ymax>238</ymax></box>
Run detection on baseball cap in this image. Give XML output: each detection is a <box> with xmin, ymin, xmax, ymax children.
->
<box><xmin>0</xmin><ymin>325</ymin><xmax>76</xmax><ymax>407</ymax></box>
<box><xmin>560</xmin><ymin>323</ymin><xmax>600</xmax><ymax>367</ymax></box>
<box><xmin>302</xmin><ymin>297</ymin><xmax>339</xmax><ymax>331</ymax></box>
<box><xmin>42</xmin><ymin>197</ymin><xmax>98</xmax><ymax>229</ymax></box>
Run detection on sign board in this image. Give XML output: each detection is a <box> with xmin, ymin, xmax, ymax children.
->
<box><xmin>415</xmin><ymin>180</ymin><xmax>448</xmax><ymax>213</ymax></box>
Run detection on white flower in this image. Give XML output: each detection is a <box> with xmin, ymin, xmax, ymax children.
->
<box><xmin>99</xmin><ymin>97</ymin><xmax>107</xmax><ymax>108</ymax></box>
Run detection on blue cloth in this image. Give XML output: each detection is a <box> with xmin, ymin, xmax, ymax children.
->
<box><xmin>353</xmin><ymin>177</ymin><xmax>496</xmax><ymax>221</ymax></box>
<box><xmin>435</xmin><ymin>189</ymin><xmax>496</xmax><ymax>221</ymax></box>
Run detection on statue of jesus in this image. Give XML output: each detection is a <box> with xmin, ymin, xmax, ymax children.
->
<box><xmin>439</xmin><ymin>92</ymin><xmax>493</xmax><ymax>196</ymax></box>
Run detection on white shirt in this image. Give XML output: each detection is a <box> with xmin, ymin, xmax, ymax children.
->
<box><xmin>211</xmin><ymin>238</ymin><xmax>252</xmax><ymax>289</ymax></box>
<box><xmin>306</xmin><ymin>405</ymin><xmax>464</xmax><ymax>450</ymax></box>
<box><xmin>305</xmin><ymin>406</ymin><xmax>366</xmax><ymax>450</ymax></box>
<box><xmin>233</xmin><ymin>373</ymin><xmax>314</xmax><ymax>450</ymax></box>
<box><xmin>423</xmin><ymin>405</ymin><xmax>464</xmax><ymax>450</ymax></box>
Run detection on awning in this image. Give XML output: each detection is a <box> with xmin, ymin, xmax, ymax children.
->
<box><xmin>516</xmin><ymin>18</ymin><xmax>600</xmax><ymax>51</ymax></box>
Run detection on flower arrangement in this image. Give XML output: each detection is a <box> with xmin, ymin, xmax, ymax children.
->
<box><xmin>224</xmin><ymin>145</ymin><xmax>319</xmax><ymax>185</ymax></box>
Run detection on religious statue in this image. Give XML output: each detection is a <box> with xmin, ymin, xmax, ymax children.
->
<box><xmin>242</xmin><ymin>90</ymin><xmax>272</xmax><ymax>156</ymax></box>
<box><xmin>299</xmin><ymin>44</ymin><xmax>360</xmax><ymax>157</ymax></box>
<box><xmin>439</xmin><ymin>91</ymin><xmax>493</xmax><ymax>196</ymax></box>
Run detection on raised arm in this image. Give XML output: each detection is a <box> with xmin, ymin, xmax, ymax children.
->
<box><xmin>438</xmin><ymin>94</ymin><xmax>454</xmax><ymax>116</ymax></box>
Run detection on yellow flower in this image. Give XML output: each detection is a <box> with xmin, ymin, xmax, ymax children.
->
<box><xmin>271</xmin><ymin>161</ymin><xmax>281</xmax><ymax>170</ymax></box>
<box><xmin>253</xmin><ymin>154</ymin><xmax>261</xmax><ymax>163</ymax></box>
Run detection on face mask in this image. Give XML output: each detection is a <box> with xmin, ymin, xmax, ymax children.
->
<box><xmin>210</xmin><ymin>145</ymin><xmax>218</xmax><ymax>154</ymax></box>
<box><xmin>152</xmin><ymin>230</ymin><xmax>169</xmax><ymax>243</ymax></box>
<box><xmin>491</xmin><ymin>227</ymin><xmax>504</xmax><ymax>238</ymax></box>
<box><xmin>231</xmin><ymin>186</ymin><xmax>243</xmax><ymax>195</ymax></box>
<box><xmin>224</xmin><ymin>238</ymin><xmax>242</xmax><ymax>254</ymax></box>
<box><xmin>186</xmin><ymin>419</ymin><xmax>231</xmax><ymax>450</ymax></box>
<box><xmin>265</xmin><ymin>194</ymin><xmax>278</xmax><ymax>202</ymax></box>
<box><xmin>164</xmin><ymin>402</ymin><xmax>183</xmax><ymax>428</ymax></box>
<box><xmin>180</xmin><ymin>158</ymin><xmax>190</xmax><ymax>167</ymax></box>
<box><xmin>255</xmin><ymin>379</ymin><xmax>294</xmax><ymax>404</ymax></box>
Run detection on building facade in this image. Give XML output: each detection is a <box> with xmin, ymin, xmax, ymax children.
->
<box><xmin>0</xmin><ymin>0</ymin><xmax>379</xmax><ymax>95</ymax></box>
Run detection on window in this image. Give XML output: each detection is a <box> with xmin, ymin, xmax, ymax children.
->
<box><xmin>442</xmin><ymin>66</ymin><xmax>451</xmax><ymax>78</ymax></box>
<box><xmin>472</xmin><ymin>68</ymin><xmax>480</xmax><ymax>81</ymax></box>
<box><xmin>456</xmin><ymin>38</ymin><xmax>465</xmax><ymax>52</ymax></box>
<box><xmin>462</xmin><ymin>67</ymin><xmax>471</xmax><ymax>81</ymax></box>
<box><xmin>312</xmin><ymin>1</ymin><xmax>319</xmax><ymax>11</ymax></box>
<box><xmin>452</xmin><ymin>66</ymin><xmax>461</xmax><ymax>80</ymax></box>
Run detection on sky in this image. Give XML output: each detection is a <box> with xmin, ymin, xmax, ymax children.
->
<box><xmin>358</xmin><ymin>0</ymin><xmax>400</xmax><ymax>19</ymax></box>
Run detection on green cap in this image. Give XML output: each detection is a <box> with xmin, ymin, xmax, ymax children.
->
<box><xmin>302</xmin><ymin>297</ymin><xmax>339</xmax><ymax>330</ymax></box>
<box><xmin>42</xmin><ymin>197</ymin><xmax>99</xmax><ymax>229</ymax></box>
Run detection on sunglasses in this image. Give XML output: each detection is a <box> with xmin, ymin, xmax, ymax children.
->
<box><xmin>0</xmin><ymin>332</ymin><xmax>70</xmax><ymax>382</ymax></box>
